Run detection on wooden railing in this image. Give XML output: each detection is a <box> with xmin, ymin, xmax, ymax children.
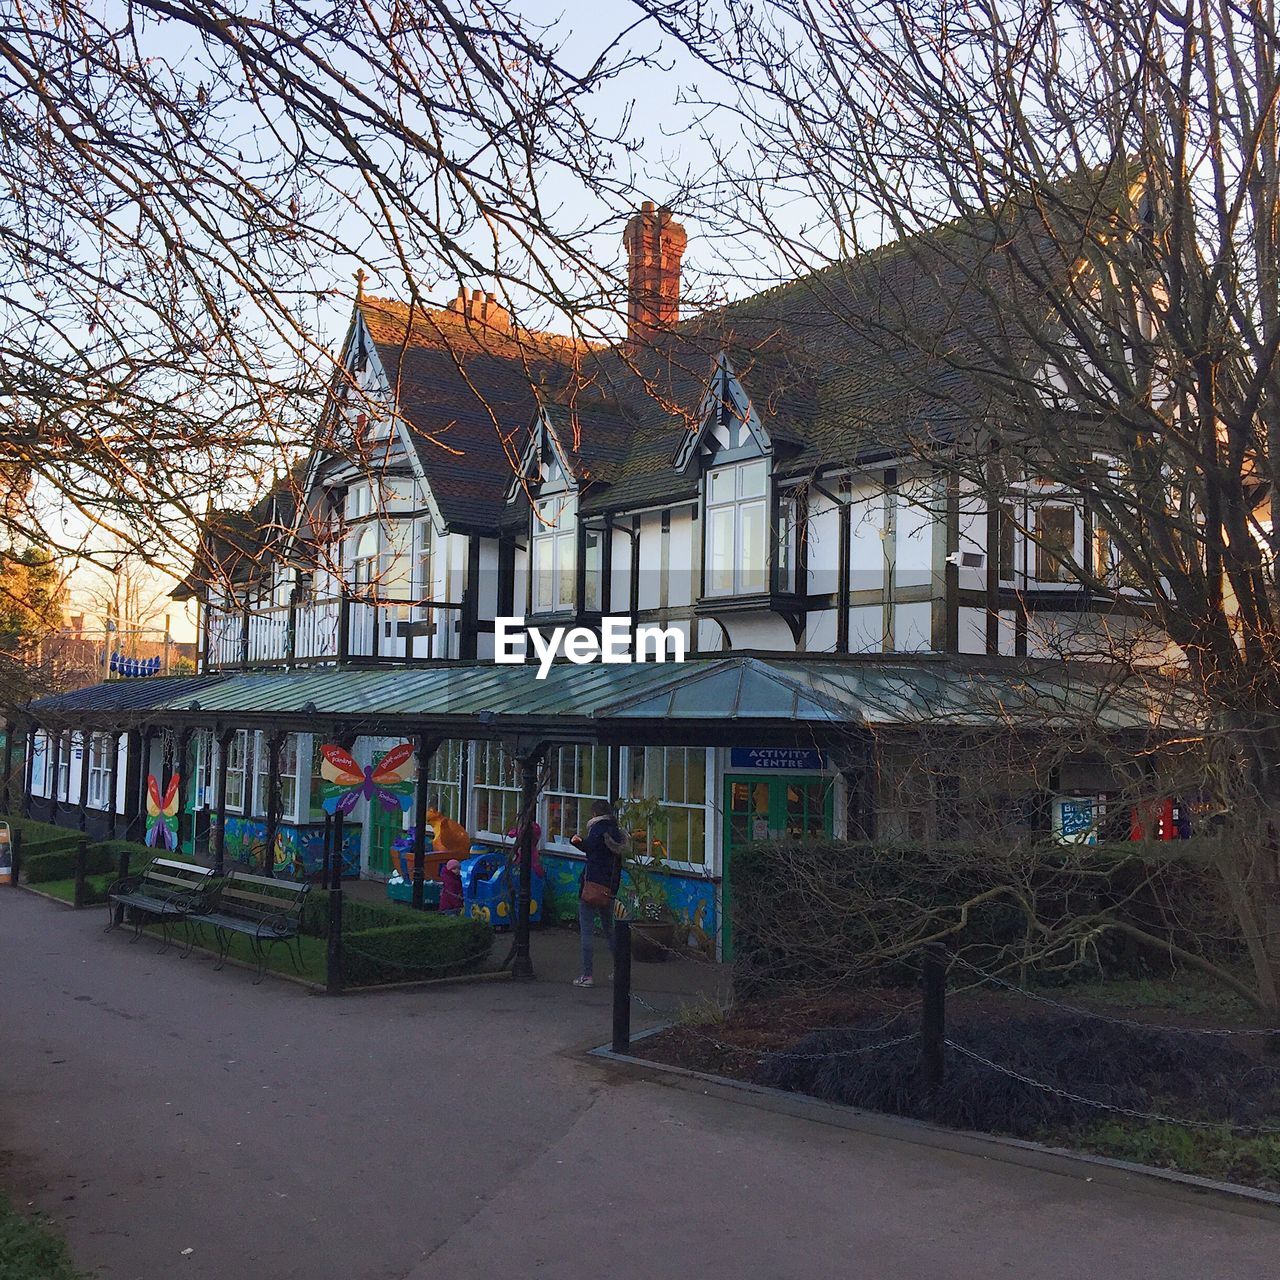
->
<box><xmin>201</xmin><ymin>594</ymin><xmax>466</xmax><ymax>671</ymax></box>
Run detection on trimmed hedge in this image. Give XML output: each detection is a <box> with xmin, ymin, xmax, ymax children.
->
<box><xmin>22</xmin><ymin>836</ymin><xmax>183</xmax><ymax>884</ymax></box>
<box><xmin>341</xmin><ymin>917</ymin><xmax>494</xmax><ymax>985</ymax></box>
<box><xmin>301</xmin><ymin>889</ymin><xmax>440</xmax><ymax>937</ymax></box>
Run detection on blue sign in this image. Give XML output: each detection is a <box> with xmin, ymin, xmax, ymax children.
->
<box><xmin>730</xmin><ymin>748</ymin><xmax>825</xmax><ymax>771</ymax></box>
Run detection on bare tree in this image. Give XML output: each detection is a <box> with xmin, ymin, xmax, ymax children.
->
<box><xmin>0</xmin><ymin>0</ymin><xmax>656</xmax><ymax>577</ymax></box>
<box><xmin>640</xmin><ymin>0</ymin><xmax>1280</xmax><ymax>1007</ymax></box>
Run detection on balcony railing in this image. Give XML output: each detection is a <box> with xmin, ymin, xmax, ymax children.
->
<box><xmin>202</xmin><ymin>594</ymin><xmax>466</xmax><ymax>671</ymax></box>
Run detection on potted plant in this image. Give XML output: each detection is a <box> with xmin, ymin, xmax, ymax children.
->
<box><xmin>617</xmin><ymin>798</ymin><xmax>678</xmax><ymax>962</ymax></box>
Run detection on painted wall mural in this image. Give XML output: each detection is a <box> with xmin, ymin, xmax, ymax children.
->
<box><xmin>219</xmin><ymin>817</ymin><xmax>361</xmax><ymax>881</ymax></box>
<box><xmin>539</xmin><ymin>851</ymin><xmax>717</xmax><ymax>957</ymax></box>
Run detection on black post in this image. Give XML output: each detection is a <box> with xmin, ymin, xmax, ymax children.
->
<box><xmin>411</xmin><ymin>734</ymin><xmax>439</xmax><ymax>911</ymax></box>
<box><xmin>212</xmin><ymin>728</ymin><xmax>232</xmax><ymax>874</ymax></box>
<box><xmin>322</xmin><ymin>812</ymin><xmax>333</xmax><ymax>888</ymax></box>
<box><xmin>612</xmin><ymin>919</ymin><xmax>632</xmax><ymax>1053</ymax></box>
<box><xmin>77</xmin><ymin>728</ymin><xmax>91</xmax><ymax>833</ymax></box>
<box><xmin>331</xmin><ymin>807</ymin><xmax>345</xmax><ymax>887</ymax></box>
<box><xmin>48</xmin><ymin>731</ymin><xmax>61</xmax><ymax>824</ymax></box>
<box><xmin>2</xmin><ymin>720</ymin><xmax>14</xmax><ymax>813</ymax></box>
<box><xmin>337</xmin><ymin>592</ymin><xmax>350</xmax><ymax>664</ymax></box>
<box><xmin>10</xmin><ymin>827</ymin><xmax>22</xmax><ymax>888</ymax></box>
<box><xmin>106</xmin><ymin>731</ymin><xmax>120</xmax><ymax>839</ymax></box>
<box><xmin>121</xmin><ymin>729</ymin><xmax>143</xmax><ymax>844</ymax></box>
<box><xmin>22</xmin><ymin>722</ymin><xmax>36</xmax><ymax>820</ymax></box>
<box><xmin>174</xmin><ymin>729</ymin><xmax>191</xmax><ymax>854</ymax></box>
<box><xmin>326</xmin><ymin>880</ymin><xmax>344</xmax><ymax>994</ymax></box>
<box><xmin>135</xmin><ymin>728</ymin><xmax>156</xmax><ymax>842</ymax></box>
<box><xmin>921</xmin><ymin>942</ymin><xmax>947</xmax><ymax>1089</ymax></box>
<box><xmin>511</xmin><ymin>749</ymin><xmax>540</xmax><ymax>981</ymax></box>
<box><xmin>73</xmin><ymin>837</ymin><xmax>87</xmax><ymax>909</ymax></box>
<box><xmin>263</xmin><ymin>731</ymin><xmax>282</xmax><ymax>878</ymax></box>
<box><xmin>113</xmin><ymin>846</ymin><xmax>130</xmax><ymax>925</ymax></box>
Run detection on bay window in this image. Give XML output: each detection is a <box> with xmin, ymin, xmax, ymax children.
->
<box><xmin>425</xmin><ymin>739</ymin><xmax>465</xmax><ymax>821</ymax></box>
<box><xmin>352</xmin><ymin>525</ymin><xmax>378</xmax><ymax>594</ymax></box>
<box><xmin>705</xmin><ymin>460</ymin><xmax>768</xmax><ymax>596</ymax></box>
<box><xmin>416</xmin><ymin>519</ymin><xmax>435</xmax><ymax>603</ymax></box>
<box><xmin>533</xmin><ymin>494</ymin><xmax>577</xmax><ymax>613</ymax></box>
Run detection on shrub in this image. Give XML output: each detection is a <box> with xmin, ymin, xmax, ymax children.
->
<box><xmin>341</xmin><ymin>917</ymin><xmax>493</xmax><ymax>985</ymax></box>
<box><xmin>301</xmin><ymin>889</ymin><xmax>433</xmax><ymax>937</ymax></box>
<box><xmin>24</xmin><ymin>845</ymin><xmax>117</xmax><ymax>883</ymax></box>
<box><xmin>731</xmin><ymin>838</ymin><xmax>1233</xmax><ymax>995</ymax></box>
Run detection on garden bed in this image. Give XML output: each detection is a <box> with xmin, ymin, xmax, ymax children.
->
<box><xmin>635</xmin><ymin>979</ymin><xmax>1280</xmax><ymax>1191</ymax></box>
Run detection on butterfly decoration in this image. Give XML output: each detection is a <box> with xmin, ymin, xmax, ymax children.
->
<box><xmin>145</xmin><ymin>774</ymin><xmax>180</xmax><ymax>850</ymax></box>
<box><xmin>319</xmin><ymin>742</ymin><xmax>416</xmax><ymax>816</ymax></box>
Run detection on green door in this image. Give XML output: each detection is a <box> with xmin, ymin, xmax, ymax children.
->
<box><xmin>722</xmin><ymin>774</ymin><xmax>835</xmax><ymax>960</ymax></box>
<box><xmin>367</xmin><ymin>751</ymin><xmax>405</xmax><ymax>876</ymax></box>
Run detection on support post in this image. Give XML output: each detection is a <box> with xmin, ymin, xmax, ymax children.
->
<box><xmin>212</xmin><ymin>728</ymin><xmax>232</xmax><ymax>875</ymax></box>
<box><xmin>2</xmin><ymin>719</ymin><xmax>14</xmax><ymax>813</ymax></box>
<box><xmin>331</xmin><ymin>807</ymin><xmax>345</xmax><ymax>888</ymax></box>
<box><xmin>326</xmin><ymin>880</ymin><xmax>344</xmax><ymax>994</ymax></box>
<box><xmin>411</xmin><ymin>734</ymin><xmax>441</xmax><ymax>910</ymax></box>
<box><xmin>113</xmin><ymin>846</ymin><xmax>130</xmax><ymax>925</ymax></box>
<box><xmin>77</xmin><ymin>727</ymin><xmax>91</xmax><ymax>833</ymax></box>
<box><xmin>174</xmin><ymin>729</ymin><xmax>192</xmax><ymax>854</ymax></box>
<box><xmin>612</xmin><ymin>919</ymin><xmax>632</xmax><ymax>1053</ymax></box>
<box><xmin>106</xmin><ymin>731</ymin><xmax>120</xmax><ymax>839</ymax></box>
<box><xmin>322</xmin><ymin>812</ymin><xmax>333</xmax><ymax>888</ymax></box>
<box><xmin>48</xmin><ymin>730</ymin><xmax>61</xmax><ymax>824</ymax></box>
<box><xmin>511</xmin><ymin>748</ymin><xmax>542</xmax><ymax>981</ymax></box>
<box><xmin>122</xmin><ymin>729</ymin><xmax>143</xmax><ymax>844</ymax></box>
<box><xmin>73</xmin><ymin>837</ymin><xmax>87</xmax><ymax>909</ymax></box>
<box><xmin>22</xmin><ymin>722</ymin><xmax>36</xmax><ymax>820</ymax></box>
<box><xmin>263</xmin><ymin>731</ymin><xmax>282</xmax><ymax>878</ymax></box>
<box><xmin>921</xmin><ymin>942</ymin><xmax>947</xmax><ymax>1089</ymax></box>
<box><xmin>10</xmin><ymin>828</ymin><xmax>22</xmax><ymax>888</ymax></box>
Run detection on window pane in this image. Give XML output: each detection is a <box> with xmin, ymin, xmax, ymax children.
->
<box><xmin>738</xmin><ymin>460</ymin><xmax>767</xmax><ymax>499</ymax></box>
<box><xmin>707</xmin><ymin>507</ymin><xmax>735</xmax><ymax>595</ymax></box>
<box><xmin>740</xmin><ymin>501</ymin><xmax>767</xmax><ymax>592</ymax></box>
<box><xmin>534</xmin><ymin>535</ymin><xmax>554</xmax><ymax>611</ymax></box>
<box><xmin>583</xmin><ymin>530</ymin><xmax>602</xmax><ymax>611</ymax></box>
<box><xmin>1036</xmin><ymin>506</ymin><xmax>1075</xmax><ymax>583</ymax></box>
<box><xmin>557</xmin><ymin>532</ymin><xmax>576</xmax><ymax>608</ymax></box>
<box><xmin>708</xmin><ymin>468</ymin><xmax>735</xmax><ymax>505</ymax></box>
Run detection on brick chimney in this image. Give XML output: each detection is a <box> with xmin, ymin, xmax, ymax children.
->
<box><xmin>445</xmin><ymin>286</ymin><xmax>510</xmax><ymax>333</ymax></box>
<box><xmin>624</xmin><ymin>201</ymin><xmax>686</xmax><ymax>345</ymax></box>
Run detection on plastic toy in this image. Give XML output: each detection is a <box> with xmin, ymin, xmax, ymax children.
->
<box><xmin>459</xmin><ymin>848</ymin><xmax>543</xmax><ymax>929</ymax></box>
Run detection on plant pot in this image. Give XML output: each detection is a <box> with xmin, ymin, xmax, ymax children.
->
<box><xmin>629</xmin><ymin>919</ymin><xmax>676</xmax><ymax>963</ymax></box>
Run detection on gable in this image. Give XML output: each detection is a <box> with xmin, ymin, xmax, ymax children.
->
<box><xmin>674</xmin><ymin>353</ymin><xmax>772</xmax><ymax>473</ymax></box>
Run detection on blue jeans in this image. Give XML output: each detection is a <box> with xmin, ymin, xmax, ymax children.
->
<box><xmin>578</xmin><ymin>898</ymin><xmax>615</xmax><ymax>978</ymax></box>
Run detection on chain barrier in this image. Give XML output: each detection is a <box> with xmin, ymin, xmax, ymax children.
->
<box><xmin>946</xmin><ymin>1038</ymin><xmax>1280</xmax><ymax>1135</ymax></box>
<box><xmin>950</xmin><ymin>954</ymin><xmax>1280</xmax><ymax>1038</ymax></box>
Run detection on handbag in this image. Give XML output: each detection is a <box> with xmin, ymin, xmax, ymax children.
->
<box><xmin>580</xmin><ymin>878</ymin><xmax>613</xmax><ymax>908</ymax></box>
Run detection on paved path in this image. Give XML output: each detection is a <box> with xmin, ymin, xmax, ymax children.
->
<box><xmin>2</xmin><ymin>891</ymin><xmax>1277</xmax><ymax>1279</ymax></box>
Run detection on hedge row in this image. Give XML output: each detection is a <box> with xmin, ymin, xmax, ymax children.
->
<box><xmin>341</xmin><ymin>917</ymin><xmax>494</xmax><ymax>985</ymax></box>
<box><xmin>22</xmin><ymin>836</ymin><xmax>186</xmax><ymax>884</ymax></box>
<box><xmin>301</xmin><ymin>888</ymin><xmax>437</xmax><ymax>938</ymax></box>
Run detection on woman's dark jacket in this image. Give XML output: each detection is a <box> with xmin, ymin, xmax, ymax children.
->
<box><xmin>581</xmin><ymin>814</ymin><xmax>626</xmax><ymax>893</ymax></box>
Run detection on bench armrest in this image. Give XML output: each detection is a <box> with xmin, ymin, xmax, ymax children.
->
<box><xmin>257</xmin><ymin>911</ymin><xmax>299</xmax><ymax>939</ymax></box>
<box><xmin>107</xmin><ymin>875</ymin><xmax>142</xmax><ymax>898</ymax></box>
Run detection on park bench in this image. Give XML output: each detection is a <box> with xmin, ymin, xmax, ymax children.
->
<box><xmin>106</xmin><ymin>857</ymin><xmax>215</xmax><ymax>950</ymax></box>
<box><xmin>189</xmin><ymin>871</ymin><xmax>310</xmax><ymax>982</ymax></box>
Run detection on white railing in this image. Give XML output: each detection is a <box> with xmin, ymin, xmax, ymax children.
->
<box><xmin>201</xmin><ymin>595</ymin><xmax>462</xmax><ymax>670</ymax></box>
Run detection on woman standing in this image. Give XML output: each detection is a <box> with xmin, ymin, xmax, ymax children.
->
<box><xmin>573</xmin><ymin>799</ymin><xmax>628</xmax><ymax>988</ymax></box>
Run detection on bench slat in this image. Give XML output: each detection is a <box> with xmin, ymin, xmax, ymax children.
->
<box><xmin>143</xmin><ymin>871</ymin><xmax>206</xmax><ymax>890</ymax></box>
<box><xmin>152</xmin><ymin>859</ymin><xmax>211</xmax><ymax>876</ymax></box>
<box><xmin>220</xmin><ymin>887</ymin><xmax>302</xmax><ymax>910</ymax></box>
<box><xmin>230</xmin><ymin>871</ymin><xmax>305</xmax><ymax>892</ymax></box>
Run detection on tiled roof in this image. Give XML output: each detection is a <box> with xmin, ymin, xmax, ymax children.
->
<box><xmin>358</xmin><ymin>297</ymin><xmax>594</xmax><ymax>530</ymax></box>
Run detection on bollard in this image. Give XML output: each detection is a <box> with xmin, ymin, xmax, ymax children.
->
<box><xmin>10</xmin><ymin>827</ymin><xmax>21</xmax><ymax>888</ymax></box>
<box><xmin>325</xmin><ymin>886</ymin><xmax>344</xmax><ymax>995</ymax></box>
<box><xmin>921</xmin><ymin>942</ymin><xmax>947</xmax><ymax>1088</ymax></box>
<box><xmin>612</xmin><ymin>919</ymin><xmax>632</xmax><ymax>1053</ymax></box>
<box><xmin>73</xmin><ymin>837</ymin><xmax>88</xmax><ymax>909</ymax></box>
<box><xmin>113</xmin><ymin>848</ymin><xmax>131</xmax><ymax>926</ymax></box>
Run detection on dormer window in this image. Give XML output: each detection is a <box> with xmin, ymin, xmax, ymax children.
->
<box><xmin>533</xmin><ymin>494</ymin><xmax>577</xmax><ymax>613</ymax></box>
<box><xmin>705</xmin><ymin>460</ymin><xmax>768</xmax><ymax>596</ymax></box>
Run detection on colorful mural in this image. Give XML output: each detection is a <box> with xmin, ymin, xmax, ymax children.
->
<box><xmin>540</xmin><ymin>851</ymin><xmax>717</xmax><ymax>956</ymax></box>
<box><xmin>219</xmin><ymin>817</ymin><xmax>361</xmax><ymax>881</ymax></box>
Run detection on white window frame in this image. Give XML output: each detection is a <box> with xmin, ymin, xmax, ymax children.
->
<box><xmin>224</xmin><ymin>729</ymin><xmax>250</xmax><ymax>814</ymax></box>
<box><xmin>56</xmin><ymin>732</ymin><xmax>71</xmax><ymax>802</ymax></box>
<box><xmin>623</xmin><ymin>746</ymin><xmax>712</xmax><ymax>871</ymax></box>
<box><xmin>31</xmin><ymin>731</ymin><xmax>47</xmax><ymax>795</ymax></box>
<box><xmin>1034</xmin><ymin>503</ymin><xmax>1078</xmax><ymax>585</ymax></box>
<box><xmin>532</xmin><ymin>494</ymin><xmax>577</xmax><ymax>614</ymax></box>
<box><xmin>424</xmin><ymin>739</ymin><xmax>465</xmax><ymax>823</ymax></box>
<box><xmin>704</xmin><ymin>460</ymin><xmax>769</xmax><ymax>597</ymax></box>
<box><xmin>471</xmin><ymin>741</ymin><xmax>522</xmax><ymax>840</ymax></box>
<box><xmin>87</xmin><ymin>734</ymin><xmax>109</xmax><ymax>810</ymax></box>
<box><xmin>543</xmin><ymin>744</ymin><xmax>611</xmax><ymax>850</ymax></box>
<box><xmin>351</xmin><ymin>524</ymin><xmax>379</xmax><ymax>594</ymax></box>
<box><xmin>253</xmin><ymin>731</ymin><xmax>301</xmax><ymax>823</ymax></box>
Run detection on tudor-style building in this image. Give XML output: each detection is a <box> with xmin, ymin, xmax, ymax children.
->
<box><xmin>9</xmin><ymin>200</ymin><xmax>1182</xmax><ymax>956</ymax></box>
